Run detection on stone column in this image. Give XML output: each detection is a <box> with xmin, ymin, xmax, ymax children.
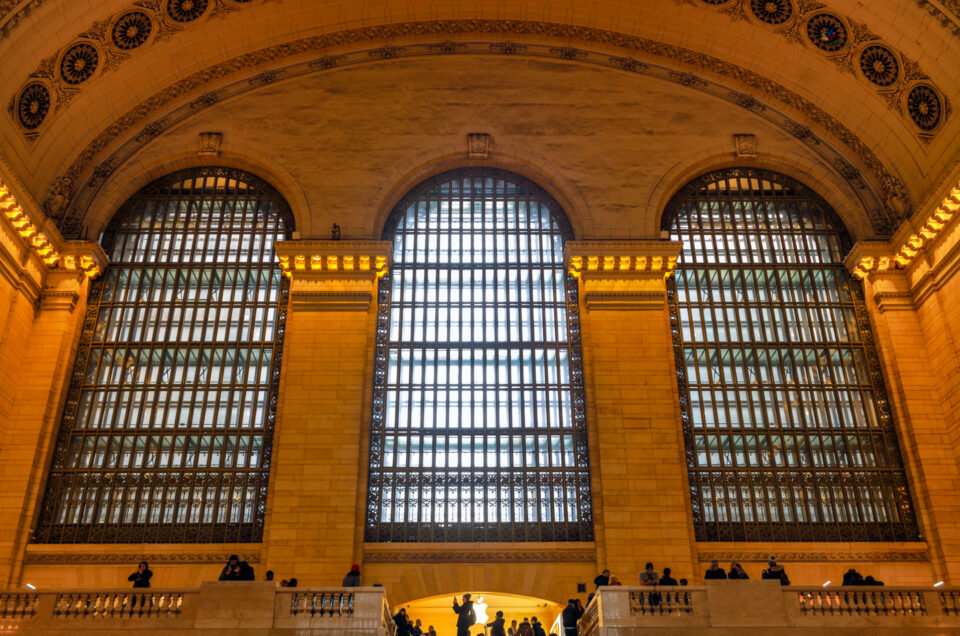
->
<box><xmin>264</xmin><ymin>240</ymin><xmax>390</xmax><ymax>584</ymax></box>
<box><xmin>0</xmin><ymin>241</ymin><xmax>106</xmax><ymax>588</ymax></box>
<box><xmin>847</xmin><ymin>239</ymin><xmax>960</xmax><ymax>582</ymax></box>
<box><xmin>566</xmin><ymin>240</ymin><xmax>698</xmax><ymax>582</ymax></box>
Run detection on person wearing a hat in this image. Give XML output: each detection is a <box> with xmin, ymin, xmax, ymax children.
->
<box><xmin>704</xmin><ymin>560</ymin><xmax>727</xmax><ymax>580</ymax></box>
<box><xmin>452</xmin><ymin>593</ymin><xmax>476</xmax><ymax>636</ymax></box>
<box><xmin>342</xmin><ymin>563</ymin><xmax>362</xmax><ymax>587</ymax></box>
<box><xmin>761</xmin><ymin>557</ymin><xmax>790</xmax><ymax>585</ymax></box>
<box><xmin>486</xmin><ymin>609</ymin><xmax>507</xmax><ymax>636</ymax></box>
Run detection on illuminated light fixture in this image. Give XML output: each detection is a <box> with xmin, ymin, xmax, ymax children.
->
<box><xmin>375</xmin><ymin>255</ymin><xmax>388</xmax><ymax>278</ymax></box>
<box><xmin>667</xmin><ymin>256</ymin><xmax>678</xmax><ymax>270</ymax></box>
<box><xmin>359</xmin><ymin>255</ymin><xmax>371</xmax><ymax>270</ymax></box>
<box><xmin>327</xmin><ymin>255</ymin><xmax>339</xmax><ymax>270</ymax></box>
<box><xmin>877</xmin><ymin>257</ymin><xmax>891</xmax><ymax>270</ymax></box>
<box><xmin>24</xmin><ymin>583</ymin><xmax>35</xmax><ymax>590</ymax></box>
<box><xmin>935</xmin><ymin>581</ymin><xmax>945</xmax><ymax>587</ymax></box>
<box><xmin>822</xmin><ymin>581</ymin><xmax>831</xmax><ymax>587</ymax></box>
<box><xmin>894</xmin><ymin>254</ymin><xmax>911</xmax><ymax>267</ymax></box>
<box><xmin>587</xmin><ymin>255</ymin><xmax>599</xmax><ymax>270</ymax></box>
<box><xmin>343</xmin><ymin>255</ymin><xmax>355</xmax><ymax>270</ymax></box>
<box><xmin>602</xmin><ymin>255</ymin><xmax>615</xmax><ymax>271</ymax></box>
<box><xmin>310</xmin><ymin>255</ymin><xmax>323</xmax><ymax>270</ymax></box>
<box><xmin>619</xmin><ymin>255</ymin><xmax>631</xmax><ymax>270</ymax></box>
<box><xmin>920</xmin><ymin>228</ymin><xmax>937</xmax><ymax>240</ymax></box>
<box><xmin>294</xmin><ymin>255</ymin><xmax>306</xmax><ymax>270</ymax></box>
<box><xmin>570</xmin><ymin>255</ymin><xmax>583</xmax><ymax>270</ymax></box>
<box><xmin>636</xmin><ymin>256</ymin><xmax>647</xmax><ymax>270</ymax></box>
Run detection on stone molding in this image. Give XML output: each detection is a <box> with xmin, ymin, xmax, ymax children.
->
<box><xmin>697</xmin><ymin>551</ymin><xmax>929</xmax><ymax>563</ymax></box>
<box><xmin>566</xmin><ymin>240</ymin><xmax>681</xmax><ymax>310</ymax></box>
<box><xmin>23</xmin><ymin>552</ymin><xmax>260</xmax><ymax>564</ymax></box>
<box><xmin>274</xmin><ymin>239</ymin><xmax>390</xmax><ymax>312</ymax></box>
<box><xmin>363</xmin><ymin>551</ymin><xmax>595</xmax><ymax>563</ymax></box>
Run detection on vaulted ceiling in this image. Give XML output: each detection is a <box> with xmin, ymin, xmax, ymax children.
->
<box><xmin>2</xmin><ymin>0</ymin><xmax>958</xmax><ymax>241</ymax></box>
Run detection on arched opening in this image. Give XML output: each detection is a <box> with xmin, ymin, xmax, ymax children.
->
<box><xmin>662</xmin><ymin>167</ymin><xmax>919</xmax><ymax>542</ymax></box>
<box><xmin>394</xmin><ymin>592</ymin><xmax>564</xmax><ymax>636</ymax></box>
<box><xmin>365</xmin><ymin>168</ymin><xmax>592</xmax><ymax>543</ymax></box>
<box><xmin>35</xmin><ymin>167</ymin><xmax>294</xmax><ymax>544</ymax></box>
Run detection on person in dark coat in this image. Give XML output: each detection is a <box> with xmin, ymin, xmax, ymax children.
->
<box><xmin>393</xmin><ymin>608</ymin><xmax>411</xmax><ymax>636</ymax></box>
<box><xmin>761</xmin><ymin>557</ymin><xmax>789</xmax><ymax>586</ymax></box>
<box><xmin>410</xmin><ymin>618</ymin><xmax>424</xmax><ymax>636</ymax></box>
<box><xmin>659</xmin><ymin>567</ymin><xmax>678</xmax><ymax>586</ymax></box>
<box><xmin>531</xmin><ymin>616</ymin><xmax>547</xmax><ymax>636</ymax></box>
<box><xmin>864</xmin><ymin>576</ymin><xmax>884</xmax><ymax>586</ymax></box>
<box><xmin>343</xmin><ymin>564</ymin><xmax>362</xmax><ymax>587</ymax></box>
<box><xmin>452</xmin><ymin>594</ymin><xmax>475</xmax><ymax>636</ymax></box>
<box><xmin>728</xmin><ymin>562</ymin><xmax>749</xmax><ymax>580</ymax></box>
<box><xmin>704</xmin><ymin>560</ymin><xmax>727</xmax><ymax>580</ymax></box>
<box><xmin>219</xmin><ymin>555</ymin><xmax>241</xmax><ymax>581</ymax></box>
<box><xmin>487</xmin><ymin>610</ymin><xmax>507</xmax><ymax>636</ymax></box>
<box><xmin>286</xmin><ymin>577</ymin><xmax>297</xmax><ymax>587</ymax></box>
<box><xmin>594</xmin><ymin>569</ymin><xmax>610</xmax><ymax>588</ymax></box>
<box><xmin>518</xmin><ymin>617</ymin><xmax>533</xmax><ymax>636</ymax></box>
<box><xmin>237</xmin><ymin>561</ymin><xmax>256</xmax><ymax>581</ymax></box>
<box><xmin>842</xmin><ymin>568</ymin><xmax>865</xmax><ymax>586</ymax></box>
<box><xmin>561</xmin><ymin>598</ymin><xmax>583</xmax><ymax>636</ymax></box>
<box><xmin>128</xmin><ymin>561</ymin><xmax>152</xmax><ymax>588</ymax></box>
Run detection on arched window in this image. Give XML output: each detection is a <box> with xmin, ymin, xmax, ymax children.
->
<box><xmin>35</xmin><ymin>168</ymin><xmax>293</xmax><ymax>543</ymax></box>
<box><xmin>366</xmin><ymin>169</ymin><xmax>592</xmax><ymax>542</ymax></box>
<box><xmin>664</xmin><ymin>168</ymin><xmax>918</xmax><ymax>542</ymax></box>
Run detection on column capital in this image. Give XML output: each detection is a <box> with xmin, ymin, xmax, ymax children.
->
<box><xmin>565</xmin><ymin>240</ymin><xmax>681</xmax><ymax>310</ymax></box>
<box><xmin>274</xmin><ymin>239</ymin><xmax>391</xmax><ymax>311</ymax></box>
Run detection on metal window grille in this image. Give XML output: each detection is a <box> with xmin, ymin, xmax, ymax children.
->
<box><xmin>34</xmin><ymin>167</ymin><xmax>293</xmax><ymax>543</ymax></box>
<box><xmin>664</xmin><ymin>168</ymin><xmax>919</xmax><ymax>542</ymax></box>
<box><xmin>365</xmin><ymin>169</ymin><xmax>593</xmax><ymax>542</ymax></box>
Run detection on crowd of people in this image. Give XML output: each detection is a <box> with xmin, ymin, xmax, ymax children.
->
<box><xmin>393</xmin><ymin>606</ymin><xmax>436</xmax><ymax>636</ymax></box>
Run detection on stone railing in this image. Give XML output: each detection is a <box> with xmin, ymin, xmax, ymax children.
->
<box><xmin>0</xmin><ymin>584</ymin><xmax>393</xmax><ymax>634</ymax></box>
<box><xmin>582</xmin><ymin>582</ymin><xmax>960</xmax><ymax>634</ymax></box>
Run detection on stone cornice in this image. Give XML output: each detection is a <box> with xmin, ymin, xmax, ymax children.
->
<box><xmin>565</xmin><ymin>240</ymin><xmax>681</xmax><ymax>311</ymax></box>
<box><xmin>23</xmin><ymin>551</ymin><xmax>260</xmax><ymax>565</ymax></box>
<box><xmin>274</xmin><ymin>239</ymin><xmax>390</xmax><ymax>312</ymax></box>
<box><xmin>697</xmin><ymin>551</ymin><xmax>929</xmax><ymax>563</ymax></box>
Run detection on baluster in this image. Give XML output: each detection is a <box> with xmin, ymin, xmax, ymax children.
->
<box><xmin>290</xmin><ymin>590</ymin><xmax>300</xmax><ymax>616</ymax></box>
<box><xmin>309</xmin><ymin>593</ymin><xmax>318</xmax><ymax>618</ymax></box>
<box><xmin>328</xmin><ymin>591</ymin><xmax>337</xmax><ymax>617</ymax></box>
<box><xmin>347</xmin><ymin>592</ymin><xmax>355</xmax><ymax>615</ymax></box>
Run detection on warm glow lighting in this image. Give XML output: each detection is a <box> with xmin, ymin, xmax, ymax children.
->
<box><xmin>359</xmin><ymin>255</ymin><xmax>371</xmax><ymax>270</ymax></box>
<box><xmin>877</xmin><ymin>257</ymin><xmax>891</xmax><ymax>270</ymax></box>
<box><xmin>327</xmin><ymin>255</ymin><xmax>339</xmax><ymax>270</ymax></box>
<box><xmin>587</xmin><ymin>255</ymin><xmax>599</xmax><ymax>270</ymax></box>
<box><xmin>651</xmin><ymin>256</ymin><xmax>663</xmax><ymax>270</ymax></box>
<box><xmin>636</xmin><ymin>256</ymin><xmax>647</xmax><ymax>270</ymax></box>
<box><xmin>375</xmin><ymin>255</ymin><xmax>387</xmax><ymax>271</ymax></box>
<box><xmin>935</xmin><ymin>581</ymin><xmax>945</xmax><ymax>587</ymax></box>
<box><xmin>602</xmin><ymin>255</ymin><xmax>614</xmax><ymax>270</ymax></box>
<box><xmin>619</xmin><ymin>255</ymin><xmax>631</xmax><ymax>270</ymax></box>
<box><xmin>570</xmin><ymin>255</ymin><xmax>582</xmax><ymax>271</ymax></box>
<box><xmin>294</xmin><ymin>255</ymin><xmax>306</xmax><ymax>270</ymax></box>
<box><xmin>343</xmin><ymin>255</ymin><xmax>355</xmax><ymax>270</ymax></box>
<box><xmin>310</xmin><ymin>255</ymin><xmax>323</xmax><ymax>270</ymax></box>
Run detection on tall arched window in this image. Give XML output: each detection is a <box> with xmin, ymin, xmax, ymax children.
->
<box><xmin>664</xmin><ymin>168</ymin><xmax>918</xmax><ymax>542</ymax></box>
<box><xmin>366</xmin><ymin>169</ymin><xmax>592</xmax><ymax>542</ymax></box>
<box><xmin>35</xmin><ymin>168</ymin><xmax>293</xmax><ymax>543</ymax></box>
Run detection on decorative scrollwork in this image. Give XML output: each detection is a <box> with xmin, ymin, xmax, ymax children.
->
<box><xmin>59</xmin><ymin>42</ymin><xmax>99</xmax><ymax>85</ymax></box>
<box><xmin>166</xmin><ymin>0</ymin><xmax>208</xmax><ymax>23</ymax></box>
<box><xmin>17</xmin><ymin>83</ymin><xmax>51</xmax><ymax>130</ymax></box>
<box><xmin>749</xmin><ymin>0</ymin><xmax>793</xmax><ymax>25</ymax></box>
<box><xmin>907</xmin><ymin>84</ymin><xmax>942</xmax><ymax>131</ymax></box>
<box><xmin>111</xmin><ymin>11</ymin><xmax>152</xmax><ymax>50</ymax></box>
<box><xmin>859</xmin><ymin>45</ymin><xmax>899</xmax><ymax>87</ymax></box>
<box><xmin>806</xmin><ymin>13</ymin><xmax>847</xmax><ymax>52</ymax></box>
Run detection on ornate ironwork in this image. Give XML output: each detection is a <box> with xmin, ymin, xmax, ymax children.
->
<box><xmin>112</xmin><ymin>11</ymin><xmax>153</xmax><ymax>50</ymax></box>
<box><xmin>17</xmin><ymin>82</ymin><xmax>50</xmax><ymax>130</ymax></box>
<box><xmin>806</xmin><ymin>14</ymin><xmax>847</xmax><ymax>53</ymax></box>
<box><xmin>34</xmin><ymin>167</ymin><xmax>294</xmax><ymax>543</ymax></box>
<box><xmin>59</xmin><ymin>42</ymin><xmax>99</xmax><ymax>85</ymax></box>
<box><xmin>860</xmin><ymin>45</ymin><xmax>900</xmax><ymax>87</ymax></box>
<box><xmin>365</xmin><ymin>169</ymin><xmax>593</xmax><ymax>542</ymax></box>
<box><xmin>663</xmin><ymin>168</ymin><xmax>919</xmax><ymax>542</ymax></box>
<box><xmin>907</xmin><ymin>84</ymin><xmax>943</xmax><ymax>131</ymax></box>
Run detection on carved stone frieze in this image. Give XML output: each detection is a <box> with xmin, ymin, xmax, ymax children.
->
<box><xmin>698</xmin><ymin>551</ymin><xmax>929</xmax><ymax>562</ymax></box>
<box><xmin>363</xmin><ymin>551</ymin><xmax>595</xmax><ymax>563</ymax></box>
<box><xmin>24</xmin><ymin>552</ymin><xmax>260</xmax><ymax>564</ymax></box>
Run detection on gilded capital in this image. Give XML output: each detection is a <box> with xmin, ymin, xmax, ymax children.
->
<box><xmin>564</xmin><ymin>239</ymin><xmax>682</xmax><ymax>310</ymax></box>
<box><xmin>274</xmin><ymin>239</ymin><xmax>391</xmax><ymax>311</ymax></box>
